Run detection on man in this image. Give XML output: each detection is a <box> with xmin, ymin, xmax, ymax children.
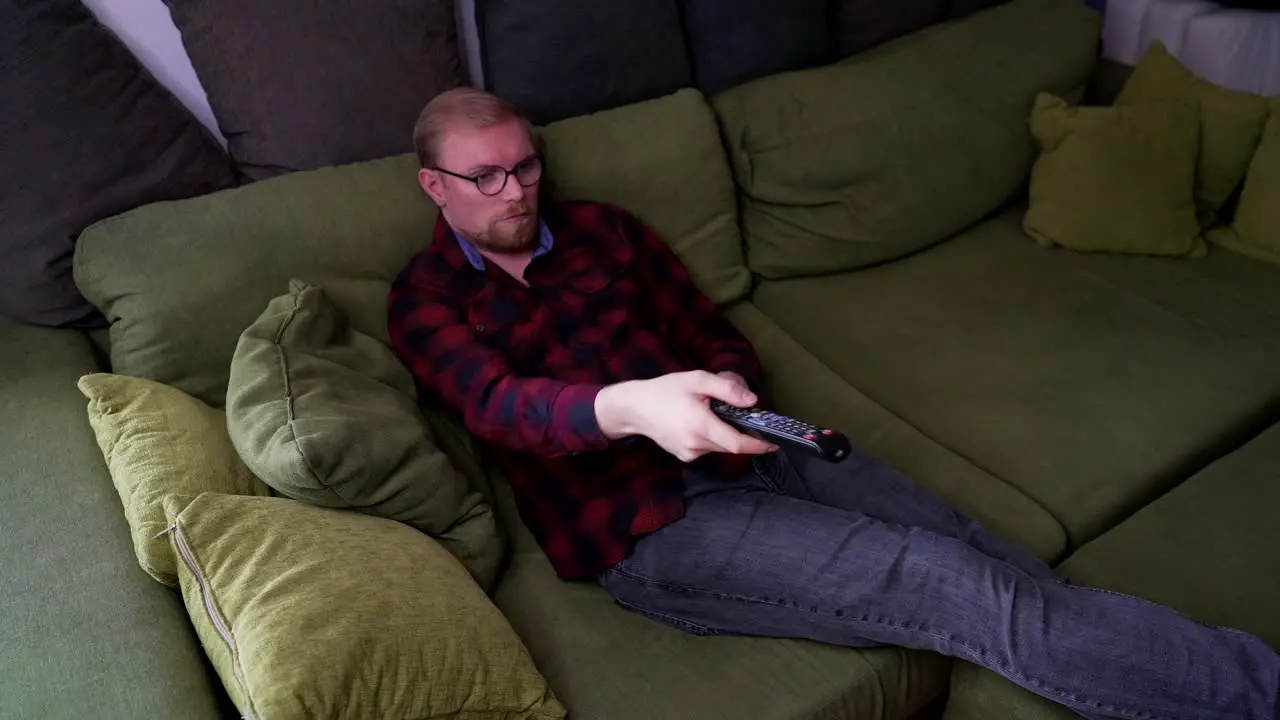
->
<box><xmin>388</xmin><ymin>87</ymin><xmax>1279</xmax><ymax>720</ymax></box>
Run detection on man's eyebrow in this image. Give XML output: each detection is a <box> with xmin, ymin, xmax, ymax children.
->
<box><xmin>465</xmin><ymin>154</ymin><xmax>537</xmax><ymax>175</ymax></box>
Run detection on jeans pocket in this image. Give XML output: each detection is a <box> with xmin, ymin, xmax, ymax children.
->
<box><xmin>750</xmin><ymin>452</ymin><xmax>787</xmax><ymax>493</ymax></box>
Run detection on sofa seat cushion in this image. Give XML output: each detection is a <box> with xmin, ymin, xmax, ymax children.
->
<box><xmin>0</xmin><ymin>318</ymin><xmax>224</xmax><ymax>719</ymax></box>
<box><xmin>489</xmin><ymin>473</ymin><xmax>951</xmax><ymax>720</ymax></box>
<box><xmin>942</xmin><ymin>423</ymin><xmax>1280</xmax><ymax>719</ymax></box>
<box><xmin>752</xmin><ymin>207</ymin><xmax>1280</xmax><ymax>548</ymax></box>
<box><xmin>724</xmin><ymin>302</ymin><xmax>1066</xmax><ymax>563</ymax></box>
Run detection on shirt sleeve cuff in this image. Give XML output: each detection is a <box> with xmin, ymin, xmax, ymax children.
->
<box><xmin>551</xmin><ymin>383</ymin><xmax>610</xmax><ymax>452</ymax></box>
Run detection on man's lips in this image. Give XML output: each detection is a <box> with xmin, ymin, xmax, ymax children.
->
<box><xmin>501</xmin><ymin>211</ymin><xmax>531</xmax><ymax>222</ymax></box>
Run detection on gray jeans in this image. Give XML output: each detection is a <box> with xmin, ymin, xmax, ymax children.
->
<box><xmin>600</xmin><ymin>447</ymin><xmax>1279</xmax><ymax>720</ymax></box>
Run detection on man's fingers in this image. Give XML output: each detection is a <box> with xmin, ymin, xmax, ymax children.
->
<box><xmin>704</xmin><ymin>417</ymin><xmax>777</xmax><ymax>456</ymax></box>
<box><xmin>689</xmin><ymin>370</ymin><xmax>757</xmax><ymax>408</ymax></box>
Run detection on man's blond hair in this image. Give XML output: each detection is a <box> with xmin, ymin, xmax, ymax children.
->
<box><xmin>412</xmin><ymin>87</ymin><xmax>534</xmax><ymax>168</ymax></box>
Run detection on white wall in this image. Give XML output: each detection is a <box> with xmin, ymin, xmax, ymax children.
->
<box><xmin>83</xmin><ymin>0</ymin><xmax>487</xmax><ymax>146</ymax></box>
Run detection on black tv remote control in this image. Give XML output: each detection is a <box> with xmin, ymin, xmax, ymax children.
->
<box><xmin>710</xmin><ymin>400</ymin><xmax>851</xmax><ymax>463</ymax></box>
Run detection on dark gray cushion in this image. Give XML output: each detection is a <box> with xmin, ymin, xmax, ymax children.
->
<box><xmin>682</xmin><ymin>0</ymin><xmax>828</xmax><ymax>96</ymax></box>
<box><xmin>0</xmin><ymin>0</ymin><xmax>235</xmax><ymax>328</ymax></box>
<box><xmin>829</xmin><ymin>0</ymin><xmax>947</xmax><ymax>59</ymax></box>
<box><xmin>478</xmin><ymin>0</ymin><xmax>691</xmax><ymax>123</ymax></box>
<box><xmin>948</xmin><ymin>0</ymin><xmax>1013</xmax><ymax>17</ymax></box>
<box><xmin>161</xmin><ymin>0</ymin><xmax>465</xmax><ymax>180</ymax></box>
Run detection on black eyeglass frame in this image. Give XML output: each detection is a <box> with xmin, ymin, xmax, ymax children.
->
<box><xmin>431</xmin><ymin>156</ymin><xmax>543</xmax><ymax>196</ymax></box>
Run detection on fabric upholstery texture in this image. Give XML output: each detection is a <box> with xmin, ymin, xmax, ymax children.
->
<box><xmin>226</xmin><ymin>280</ymin><xmax>502</xmax><ymax>589</ymax></box>
<box><xmin>161</xmin><ymin>0</ymin><xmax>465</xmax><ymax>180</ymax></box>
<box><xmin>828</xmin><ymin>0</ymin><xmax>947</xmax><ymax>59</ymax></box>
<box><xmin>1025</xmin><ymin>92</ymin><xmax>1205</xmax><ymax>257</ymax></box>
<box><xmin>478</xmin><ymin>0</ymin><xmax>691</xmax><ymax>123</ymax></box>
<box><xmin>724</xmin><ymin>302</ymin><xmax>1067</xmax><ymax>563</ymax></box>
<box><xmin>0</xmin><ymin>0</ymin><xmax>235</xmax><ymax>328</ymax></box>
<box><xmin>943</xmin><ymin>424</ymin><xmax>1280</xmax><ymax>719</ymax></box>
<box><xmin>75</xmin><ymin>153</ymin><xmax>437</xmax><ymax>408</ymax></box>
<box><xmin>0</xmin><ymin>318</ymin><xmax>224</xmax><ymax>720</ymax></box>
<box><xmin>78</xmin><ymin>373</ymin><xmax>273</xmax><ymax>587</ymax></box>
<box><xmin>489</xmin><ymin>471</ymin><xmax>952</xmax><ymax>720</ymax></box>
<box><xmin>713</xmin><ymin>0</ymin><xmax>1100</xmax><ymax>279</ymax></box>
<box><xmin>680</xmin><ymin>0</ymin><xmax>828</xmax><ymax>95</ymax></box>
<box><xmin>1115</xmin><ymin>41</ymin><xmax>1272</xmax><ymax>227</ymax></box>
<box><xmin>1208</xmin><ymin>103</ymin><xmax>1280</xmax><ymax>265</ymax></box>
<box><xmin>752</xmin><ymin>207</ymin><xmax>1280</xmax><ymax>549</ymax></box>
<box><xmin>538</xmin><ymin>88</ymin><xmax>751</xmax><ymax>305</ymax></box>
<box><xmin>164</xmin><ymin>492</ymin><xmax>565</xmax><ymax>720</ymax></box>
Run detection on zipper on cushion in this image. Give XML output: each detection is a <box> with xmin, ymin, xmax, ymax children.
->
<box><xmin>171</xmin><ymin>522</ymin><xmax>252</xmax><ymax>709</ymax></box>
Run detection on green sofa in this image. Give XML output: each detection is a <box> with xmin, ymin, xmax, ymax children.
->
<box><xmin>4</xmin><ymin>1</ymin><xmax>1277</xmax><ymax>718</ymax></box>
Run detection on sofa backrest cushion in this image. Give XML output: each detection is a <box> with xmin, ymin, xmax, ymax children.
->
<box><xmin>74</xmin><ymin>88</ymin><xmax>746</xmax><ymax>409</ymax></box>
<box><xmin>712</xmin><ymin>0</ymin><xmax>1100</xmax><ymax>279</ymax></box>
<box><xmin>0</xmin><ymin>0</ymin><xmax>235</xmax><ymax>328</ymax></box>
<box><xmin>477</xmin><ymin>0</ymin><xmax>691</xmax><ymax>124</ymax></box>
<box><xmin>161</xmin><ymin>0</ymin><xmax>465</xmax><ymax>181</ymax></box>
<box><xmin>538</xmin><ymin>88</ymin><xmax>751</xmax><ymax>305</ymax></box>
<box><xmin>681</xmin><ymin>0</ymin><xmax>829</xmax><ymax>96</ymax></box>
<box><xmin>828</xmin><ymin>0</ymin><xmax>947</xmax><ymax>59</ymax></box>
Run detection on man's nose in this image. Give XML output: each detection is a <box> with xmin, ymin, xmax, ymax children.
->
<box><xmin>500</xmin><ymin>174</ymin><xmax>526</xmax><ymax>202</ymax></box>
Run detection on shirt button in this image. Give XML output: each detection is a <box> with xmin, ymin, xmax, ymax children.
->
<box><xmin>475</xmin><ymin>324</ymin><xmax>485</xmax><ymax>332</ymax></box>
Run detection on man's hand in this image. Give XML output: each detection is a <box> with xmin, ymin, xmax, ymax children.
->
<box><xmin>595</xmin><ymin>370</ymin><xmax>779</xmax><ymax>463</ymax></box>
<box><xmin>716</xmin><ymin>371</ymin><xmax>751</xmax><ymax>396</ymax></box>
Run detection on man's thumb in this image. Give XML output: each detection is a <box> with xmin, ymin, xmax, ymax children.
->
<box><xmin>694</xmin><ymin>371</ymin><xmax>756</xmax><ymax>407</ymax></box>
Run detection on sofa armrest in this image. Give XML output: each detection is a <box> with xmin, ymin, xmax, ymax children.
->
<box><xmin>0</xmin><ymin>318</ymin><xmax>225</xmax><ymax>719</ymax></box>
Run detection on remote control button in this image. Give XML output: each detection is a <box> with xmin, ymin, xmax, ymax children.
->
<box><xmin>822</xmin><ymin>429</ymin><xmax>833</xmax><ymax>435</ymax></box>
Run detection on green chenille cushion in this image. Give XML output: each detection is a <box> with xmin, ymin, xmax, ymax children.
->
<box><xmin>226</xmin><ymin>280</ymin><xmax>502</xmax><ymax>589</ymax></box>
<box><xmin>751</xmin><ymin>206</ymin><xmax>1280</xmax><ymax>549</ymax></box>
<box><xmin>712</xmin><ymin>0</ymin><xmax>1099</xmax><ymax>279</ymax></box>
<box><xmin>723</xmin><ymin>302</ymin><xmax>1066</xmax><ymax>564</ymax></box>
<box><xmin>164</xmin><ymin>492</ymin><xmax>566</xmax><ymax>720</ymax></box>
<box><xmin>942</xmin><ymin>424</ymin><xmax>1280</xmax><ymax>720</ymax></box>
<box><xmin>1024</xmin><ymin>92</ymin><xmax>1205</xmax><ymax>257</ymax></box>
<box><xmin>78</xmin><ymin>372</ymin><xmax>273</xmax><ymax>587</ymax></box>
<box><xmin>74</xmin><ymin>153</ymin><xmax>435</xmax><ymax>408</ymax></box>
<box><xmin>538</xmin><ymin>88</ymin><xmax>751</xmax><ymax>305</ymax></box>
<box><xmin>73</xmin><ymin>90</ymin><xmax>746</xmax><ymax>411</ymax></box>
<box><xmin>1208</xmin><ymin>102</ymin><xmax>1280</xmax><ymax>265</ymax></box>
<box><xmin>1115</xmin><ymin>41</ymin><xmax>1272</xmax><ymax>226</ymax></box>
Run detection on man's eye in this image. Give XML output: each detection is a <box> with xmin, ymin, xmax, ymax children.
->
<box><xmin>476</xmin><ymin>169</ymin><xmax>502</xmax><ymax>184</ymax></box>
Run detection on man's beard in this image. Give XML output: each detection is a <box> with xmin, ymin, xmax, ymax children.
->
<box><xmin>466</xmin><ymin>204</ymin><xmax>537</xmax><ymax>254</ymax></box>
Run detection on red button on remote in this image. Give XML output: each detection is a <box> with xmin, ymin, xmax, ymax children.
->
<box><xmin>804</xmin><ymin>433</ymin><xmax>816</xmax><ymax>440</ymax></box>
<box><xmin>822</xmin><ymin>429</ymin><xmax>833</xmax><ymax>435</ymax></box>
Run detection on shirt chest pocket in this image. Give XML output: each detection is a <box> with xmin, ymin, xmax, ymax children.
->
<box><xmin>467</xmin><ymin>289</ymin><xmax>536</xmax><ymax>366</ymax></box>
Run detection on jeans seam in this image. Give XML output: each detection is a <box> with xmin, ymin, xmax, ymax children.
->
<box><xmin>608</xmin><ymin>568</ymin><xmax>1158</xmax><ymax>720</ymax></box>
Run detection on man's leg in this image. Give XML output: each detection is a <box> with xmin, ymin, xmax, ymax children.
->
<box><xmin>758</xmin><ymin>448</ymin><xmax>1055</xmax><ymax>579</ymax></box>
<box><xmin>602</xmin><ymin>471</ymin><xmax>1280</xmax><ymax>720</ymax></box>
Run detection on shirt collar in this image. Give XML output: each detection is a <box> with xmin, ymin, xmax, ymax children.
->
<box><xmin>453</xmin><ymin>218</ymin><xmax>555</xmax><ymax>271</ymax></box>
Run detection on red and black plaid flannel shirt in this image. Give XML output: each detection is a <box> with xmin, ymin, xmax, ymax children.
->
<box><xmin>387</xmin><ymin>200</ymin><xmax>762</xmax><ymax>580</ymax></box>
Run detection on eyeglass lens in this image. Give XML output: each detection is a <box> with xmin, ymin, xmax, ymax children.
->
<box><xmin>476</xmin><ymin>158</ymin><xmax>542</xmax><ymax>195</ymax></box>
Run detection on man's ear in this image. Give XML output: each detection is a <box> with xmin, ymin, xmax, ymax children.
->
<box><xmin>418</xmin><ymin>168</ymin><xmax>446</xmax><ymax>207</ymax></box>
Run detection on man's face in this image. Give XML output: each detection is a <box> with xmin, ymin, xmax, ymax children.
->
<box><xmin>418</xmin><ymin>118</ymin><xmax>540</xmax><ymax>254</ymax></box>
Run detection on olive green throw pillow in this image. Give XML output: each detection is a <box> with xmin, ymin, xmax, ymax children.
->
<box><xmin>1116</xmin><ymin>42</ymin><xmax>1271</xmax><ymax>226</ymax></box>
<box><xmin>1025</xmin><ymin>93</ymin><xmax>1205</xmax><ymax>257</ymax></box>
<box><xmin>77</xmin><ymin>373</ymin><xmax>272</xmax><ymax>587</ymax></box>
<box><xmin>163</xmin><ymin>492</ymin><xmax>566</xmax><ymax>720</ymax></box>
<box><xmin>226</xmin><ymin>280</ymin><xmax>503</xmax><ymax>590</ymax></box>
<box><xmin>1207</xmin><ymin>105</ymin><xmax>1280</xmax><ymax>266</ymax></box>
